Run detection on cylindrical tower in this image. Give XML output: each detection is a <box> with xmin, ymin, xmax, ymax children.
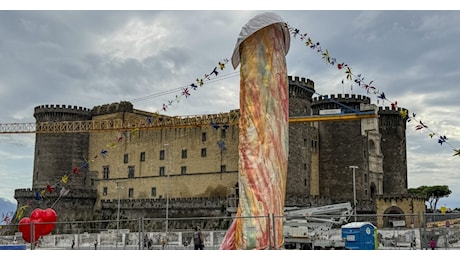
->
<box><xmin>378</xmin><ymin>106</ymin><xmax>408</xmax><ymax>195</ymax></box>
<box><xmin>311</xmin><ymin>94</ymin><xmax>378</xmax><ymax>207</ymax></box>
<box><xmin>13</xmin><ymin>104</ymin><xmax>97</xmax><ymax>230</ymax></box>
<box><xmin>32</xmin><ymin>104</ymin><xmax>92</xmax><ymax>190</ymax></box>
<box><xmin>286</xmin><ymin>76</ymin><xmax>317</xmax><ymax>200</ymax></box>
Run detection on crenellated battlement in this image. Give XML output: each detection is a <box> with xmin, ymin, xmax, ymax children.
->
<box><xmin>15</xmin><ymin>188</ymin><xmax>97</xmax><ymax>199</ymax></box>
<box><xmin>288</xmin><ymin>75</ymin><xmax>315</xmax><ymax>88</ymax></box>
<box><xmin>310</xmin><ymin>94</ymin><xmax>371</xmax><ymax>114</ymax></box>
<box><xmin>378</xmin><ymin>106</ymin><xmax>408</xmax><ymax>129</ymax></box>
<box><xmin>288</xmin><ymin>75</ymin><xmax>315</xmax><ymax>100</ymax></box>
<box><xmin>100</xmin><ymin>196</ymin><xmax>226</xmax><ymax>211</ymax></box>
<box><xmin>378</xmin><ymin>106</ymin><xmax>409</xmax><ymax>115</ymax></box>
<box><xmin>34</xmin><ymin>104</ymin><xmax>92</xmax><ymax>114</ymax></box>
<box><xmin>91</xmin><ymin>101</ymin><xmax>134</xmax><ymax>116</ymax></box>
<box><xmin>312</xmin><ymin>94</ymin><xmax>371</xmax><ymax>104</ymax></box>
<box><xmin>34</xmin><ymin>104</ymin><xmax>92</xmax><ymax>122</ymax></box>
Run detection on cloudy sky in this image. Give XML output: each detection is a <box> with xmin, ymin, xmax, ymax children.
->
<box><xmin>1</xmin><ymin>3</ymin><xmax>460</xmax><ymax>211</ymax></box>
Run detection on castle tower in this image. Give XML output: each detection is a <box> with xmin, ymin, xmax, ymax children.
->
<box><xmin>311</xmin><ymin>94</ymin><xmax>383</xmax><ymax>212</ymax></box>
<box><xmin>14</xmin><ymin>105</ymin><xmax>98</xmax><ymax>230</ymax></box>
<box><xmin>286</xmin><ymin>76</ymin><xmax>318</xmax><ymax>198</ymax></box>
<box><xmin>378</xmin><ymin>107</ymin><xmax>408</xmax><ymax>195</ymax></box>
<box><xmin>32</xmin><ymin>104</ymin><xmax>93</xmax><ymax>190</ymax></box>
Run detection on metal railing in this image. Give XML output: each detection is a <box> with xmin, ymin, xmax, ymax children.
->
<box><xmin>1</xmin><ymin>212</ymin><xmax>460</xmax><ymax>250</ymax></box>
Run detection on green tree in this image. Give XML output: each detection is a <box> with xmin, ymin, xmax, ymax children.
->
<box><xmin>408</xmin><ymin>185</ymin><xmax>452</xmax><ymax>212</ymax></box>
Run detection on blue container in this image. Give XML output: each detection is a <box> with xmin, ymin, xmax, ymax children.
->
<box><xmin>0</xmin><ymin>244</ymin><xmax>27</xmax><ymax>250</ymax></box>
<box><xmin>341</xmin><ymin>222</ymin><xmax>378</xmax><ymax>250</ymax></box>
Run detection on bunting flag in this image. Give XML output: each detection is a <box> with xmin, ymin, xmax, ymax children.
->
<box><xmin>15</xmin><ymin>205</ymin><xmax>28</xmax><ymax>220</ymax></box>
<box><xmin>287</xmin><ymin>23</ymin><xmax>460</xmax><ymax>157</ymax></box>
<box><xmin>1</xmin><ymin>212</ymin><xmax>13</xmax><ymax>225</ymax></box>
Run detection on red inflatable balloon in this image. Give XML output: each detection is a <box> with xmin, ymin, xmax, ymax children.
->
<box><xmin>41</xmin><ymin>208</ymin><xmax>57</xmax><ymax>235</ymax></box>
<box><xmin>18</xmin><ymin>208</ymin><xmax>57</xmax><ymax>243</ymax></box>
<box><xmin>18</xmin><ymin>217</ymin><xmax>40</xmax><ymax>243</ymax></box>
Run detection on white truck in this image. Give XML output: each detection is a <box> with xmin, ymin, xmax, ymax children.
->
<box><xmin>283</xmin><ymin>202</ymin><xmax>353</xmax><ymax>250</ymax></box>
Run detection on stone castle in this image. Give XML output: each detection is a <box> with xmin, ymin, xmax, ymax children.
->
<box><xmin>11</xmin><ymin>75</ymin><xmax>424</xmax><ymax>232</ymax></box>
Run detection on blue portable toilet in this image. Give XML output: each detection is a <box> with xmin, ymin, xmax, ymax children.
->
<box><xmin>341</xmin><ymin>222</ymin><xmax>378</xmax><ymax>250</ymax></box>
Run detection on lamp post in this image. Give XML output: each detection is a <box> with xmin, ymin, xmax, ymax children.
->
<box><xmin>163</xmin><ymin>143</ymin><xmax>171</xmax><ymax>249</ymax></box>
<box><xmin>116</xmin><ymin>182</ymin><xmax>124</xmax><ymax>249</ymax></box>
<box><xmin>349</xmin><ymin>166</ymin><xmax>358</xmax><ymax>222</ymax></box>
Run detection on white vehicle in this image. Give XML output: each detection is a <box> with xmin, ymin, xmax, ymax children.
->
<box><xmin>283</xmin><ymin>202</ymin><xmax>353</xmax><ymax>250</ymax></box>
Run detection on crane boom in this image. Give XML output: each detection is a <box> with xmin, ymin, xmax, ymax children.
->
<box><xmin>0</xmin><ymin>112</ymin><xmax>377</xmax><ymax>134</ymax></box>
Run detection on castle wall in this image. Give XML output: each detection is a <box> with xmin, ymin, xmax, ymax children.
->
<box><xmin>14</xmin><ymin>188</ymin><xmax>97</xmax><ymax>232</ymax></box>
<box><xmin>89</xmin><ymin>110</ymin><xmax>240</xmax><ymax>209</ymax></box>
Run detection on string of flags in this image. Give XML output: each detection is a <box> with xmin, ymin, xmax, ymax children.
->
<box><xmin>139</xmin><ymin>24</ymin><xmax>459</xmax><ymax>158</ymax></box>
<box><xmin>153</xmin><ymin>59</ymin><xmax>230</xmax><ymax>114</ymax></box>
<box><xmin>286</xmin><ymin>23</ymin><xmax>460</xmax><ymax>157</ymax></box>
<box><xmin>30</xmin><ymin>120</ymin><xmax>231</xmax><ymax>211</ymax></box>
<box><xmin>8</xmin><ymin>129</ymin><xmax>141</xmax><ymax>224</ymax></box>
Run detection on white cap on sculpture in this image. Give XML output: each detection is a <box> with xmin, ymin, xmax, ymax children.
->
<box><xmin>231</xmin><ymin>12</ymin><xmax>291</xmax><ymax>69</ymax></box>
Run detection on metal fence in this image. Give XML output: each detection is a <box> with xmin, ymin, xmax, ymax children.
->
<box><xmin>1</xmin><ymin>213</ymin><xmax>460</xmax><ymax>250</ymax></box>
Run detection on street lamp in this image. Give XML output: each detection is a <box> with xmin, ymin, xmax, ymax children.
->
<box><xmin>116</xmin><ymin>182</ymin><xmax>124</xmax><ymax>249</ymax></box>
<box><xmin>349</xmin><ymin>166</ymin><xmax>358</xmax><ymax>222</ymax></box>
<box><xmin>163</xmin><ymin>143</ymin><xmax>172</xmax><ymax>248</ymax></box>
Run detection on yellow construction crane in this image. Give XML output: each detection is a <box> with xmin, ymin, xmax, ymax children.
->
<box><xmin>0</xmin><ymin>111</ymin><xmax>378</xmax><ymax>134</ymax></box>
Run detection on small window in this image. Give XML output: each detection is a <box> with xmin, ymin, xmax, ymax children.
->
<box><xmin>124</xmin><ymin>154</ymin><xmax>129</xmax><ymax>163</ymax></box>
<box><xmin>181</xmin><ymin>149</ymin><xmax>187</xmax><ymax>159</ymax></box>
<box><xmin>311</xmin><ymin>140</ymin><xmax>318</xmax><ymax>151</ymax></box>
<box><xmin>221</xmin><ymin>129</ymin><xmax>226</xmax><ymax>138</ymax></box>
<box><xmin>159</xmin><ymin>166</ymin><xmax>165</xmax><ymax>176</ymax></box>
<box><xmin>201</xmin><ymin>148</ymin><xmax>207</xmax><ymax>157</ymax></box>
<box><xmin>304</xmin><ymin>139</ymin><xmax>307</xmax><ymax>146</ymax></box>
<box><xmin>160</xmin><ymin>150</ymin><xmax>165</xmax><ymax>160</ymax></box>
<box><xmin>181</xmin><ymin>166</ymin><xmax>187</xmax><ymax>175</ymax></box>
<box><xmin>140</xmin><ymin>152</ymin><xmax>145</xmax><ymax>162</ymax></box>
<box><xmin>128</xmin><ymin>166</ymin><xmax>135</xmax><ymax>178</ymax></box>
<box><xmin>304</xmin><ymin>163</ymin><xmax>307</xmax><ymax>170</ymax></box>
<box><xmin>151</xmin><ymin>187</ymin><xmax>157</xmax><ymax>197</ymax></box>
<box><xmin>103</xmin><ymin>166</ymin><xmax>110</xmax><ymax>179</ymax></box>
<box><xmin>220</xmin><ymin>165</ymin><xmax>226</xmax><ymax>173</ymax></box>
<box><xmin>202</xmin><ymin>132</ymin><xmax>207</xmax><ymax>142</ymax></box>
<box><xmin>128</xmin><ymin>188</ymin><xmax>134</xmax><ymax>198</ymax></box>
<box><xmin>103</xmin><ymin>187</ymin><xmax>108</xmax><ymax>196</ymax></box>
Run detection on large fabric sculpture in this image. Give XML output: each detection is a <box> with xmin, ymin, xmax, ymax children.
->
<box><xmin>220</xmin><ymin>12</ymin><xmax>290</xmax><ymax>250</ymax></box>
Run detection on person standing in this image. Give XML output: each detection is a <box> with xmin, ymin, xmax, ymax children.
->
<box><xmin>94</xmin><ymin>239</ymin><xmax>98</xmax><ymax>250</ymax></box>
<box><xmin>193</xmin><ymin>227</ymin><xmax>204</xmax><ymax>250</ymax></box>
<box><xmin>71</xmin><ymin>239</ymin><xmax>75</xmax><ymax>249</ymax></box>
<box><xmin>429</xmin><ymin>237</ymin><xmax>436</xmax><ymax>250</ymax></box>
